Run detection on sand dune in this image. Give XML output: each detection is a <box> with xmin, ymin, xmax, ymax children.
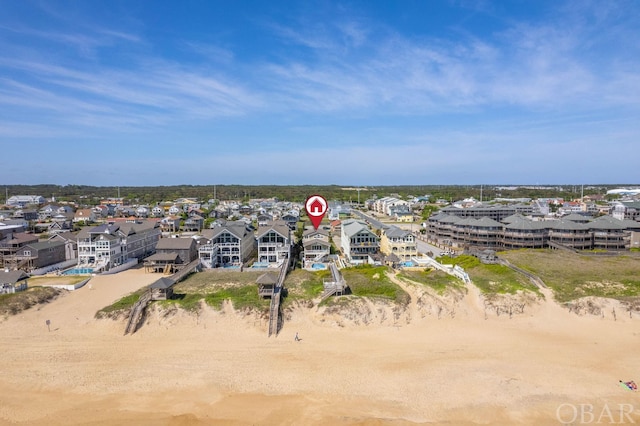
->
<box><xmin>1</xmin><ymin>268</ymin><xmax>639</xmax><ymax>425</ymax></box>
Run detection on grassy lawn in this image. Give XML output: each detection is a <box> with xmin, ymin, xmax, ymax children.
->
<box><xmin>397</xmin><ymin>269</ymin><xmax>466</xmax><ymax>295</ymax></box>
<box><xmin>28</xmin><ymin>275</ymin><xmax>87</xmax><ymax>286</ymax></box>
<box><xmin>498</xmin><ymin>249</ymin><xmax>640</xmax><ymax>302</ymax></box>
<box><xmin>0</xmin><ymin>286</ymin><xmax>62</xmax><ymax>317</ymax></box>
<box><xmin>439</xmin><ymin>255</ymin><xmax>540</xmax><ymax>295</ymax></box>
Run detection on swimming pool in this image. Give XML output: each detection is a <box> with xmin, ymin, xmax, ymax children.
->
<box><xmin>251</xmin><ymin>262</ymin><xmax>269</xmax><ymax>268</ymax></box>
<box><xmin>62</xmin><ymin>267</ymin><xmax>94</xmax><ymax>275</ymax></box>
<box><xmin>311</xmin><ymin>263</ymin><xmax>326</xmax><ymax>270</ymax></box>
<box><xmin>401</xmin><ymin>261</ymin><xmax>416</xmax><ymax>267</ymax></box>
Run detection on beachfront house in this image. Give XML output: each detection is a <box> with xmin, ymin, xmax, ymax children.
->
<box><xmin>198</xmin><ymin>221</ymin><xmax>256</xmax><ymax>268</ymax></box>
<box><xmin>48</xmin><ymin>232</ymin><xmax>78</xmax><ymax>261</ymax></box>
<box><xmin>256</xmin><ymin>221</ymin><xmax>291</xmax><ymax>267</ymax></box>
<box><xmin>144</xmin><ymin>237</ymin><xmax>198</xmax><ymax>273</ymax></box>
<box><xmin>77</xmin><ymin>220</ymin><xmax>161</xmax><ymax>271</ymax></box>
<box><xmin>380</xmin><ymin>226</ymin><xmax>417</xmax><ymax>262</ymax></box>
<box><xmin>9</xmin><ymin>240</ymin><xmax>66</xmax><ymax>272</ymax></box>
<box><xmin>0</xmin><ymin>232</ymin><xmax>38</xmax><ymax>269</ymax></box>
<box><xmin>340</xmin><ymin>219</ymin><xmax>380</xmax><ymax>264</ymax></box>
<box><xmin>302</xmin><ymin>227</ymin><xmax>331</xmax><ymax>267</ymax></box>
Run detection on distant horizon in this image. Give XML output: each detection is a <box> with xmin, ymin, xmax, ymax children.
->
<box><xmin>1</xmin><ymin>1</ymin><xmax>639</xmax><ymax>185</ymax></box>
<box><xmin>2</xmin><ymin>182</ymin><xmax>640</xmax><ymax>189</ymax></box>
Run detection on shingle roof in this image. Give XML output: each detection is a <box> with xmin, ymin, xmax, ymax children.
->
<box><xmin>0</xmin><ymin>270</ymin><xmax>29</xmax><ymax>284</ymax></box>
<box><xmin>155</xmin><ymin>237</ymin><xmax>195</xmax><ymax>250</ymax></box>
<box><xmin>256</xmin><ymin>272</ymin><xmax>278</xmax><ymax>285</ymax></box>
<box><xmin>150</xmin><ymin>277</ymin><xmax>176</xmax><ymax>289</ymax></box>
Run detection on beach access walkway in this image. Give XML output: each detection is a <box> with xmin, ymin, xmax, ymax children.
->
<box><xmin>268</xmin><ymin>256</ymin><xmax>290</xmax><ymax>337</ymax></box>
<box><xmin>319</xmin><ymin>262</ymin><xmax>347</xmax><ymax>303</ymax></box>
<box><xmin>124</xmin><ymin>259</ymin><xmax>201</xmax><ymax>335</ymax></box>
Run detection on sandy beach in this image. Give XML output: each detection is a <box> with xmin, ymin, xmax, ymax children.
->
<box><xmin>1</xmin><ymin>268</ymin><xmax>639</xmax><ymax>425</ymax></box>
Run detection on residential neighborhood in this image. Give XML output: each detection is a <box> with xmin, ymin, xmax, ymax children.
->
<box><xmin>1</xmin><ymin>186</ymin><xmax>640</xmax><ymax>298</ymax></box>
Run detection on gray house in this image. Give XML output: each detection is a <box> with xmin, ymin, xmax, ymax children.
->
<box><xmin>0</xmin><ymin>270</ymin><xmax>29</xmax><ymax>294</ymax></box>
<box><xmin>144</xmin><ymin>237</ymin><xmax>198</xmax><ymax>273</ymax></box>
<box><xmin>13</xmin><ymin>240</ymin><xmax>66</xmax><ymax>271</ymax></box>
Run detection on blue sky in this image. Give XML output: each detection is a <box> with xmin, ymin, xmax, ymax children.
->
<box><xmin>1</xmin><ymin>1</ymin><xmax>639</xmax><ymax>186</ymax></box>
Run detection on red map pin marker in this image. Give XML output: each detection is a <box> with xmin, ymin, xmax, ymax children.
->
<box><xmin>305</xmin><ymin>195</ymin><xmax>328</xmax><ymax>230</ymax></box>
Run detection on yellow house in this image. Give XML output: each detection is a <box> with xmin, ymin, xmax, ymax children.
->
<box><xmin>380</xmin><ymin>226</ymin><xmax>417</xmax><ymax>261</ymax></box>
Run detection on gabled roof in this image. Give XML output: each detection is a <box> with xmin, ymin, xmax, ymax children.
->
<box><xmin>204</xmin><ymin>222</ymin><xmax>252</xmax><ymax>240</ymax></box>
<box><xmin>256</xmin><ymin>222</ymin><xmax>290</xmax><ymax>239</ymax></box>
<box><xmin>48</xmin><ymin>231</ymin><xmax>78</xmax><ymax>243</ymax></box>
<box><xmin>150</xmin><ymin>277</ymin><xmax>176</xmax><ymax>289</ymax></box>
<box><xmin>0</xmin><ymin>270</ymin><xmax>29</xmax><ymax>284</ymax></box>
<box><xmin>24</xmin><ymin>240</ymin><xmax>66</xmax><ymax>251</ymax></box>
<box><xmin>383</xmin><ymin>226</ymin><xmax>411</xmax><ymax>238</ymax></box>
<box><xmin>303</xmin><ymin>239</ymin><xmax>330</xmax><ymax>248</ymax></box>
<box><xmin>256</xmin><ymin>272</ymin><xmax>278</xmax><ymax>285</ymax></box>
<box><xmin>145</xmin><ymin>252</ymin><xmax>180</xmax><ymax>262</ymax></box>
<box><xmin>342</xmin><ymin>220</ymin><xmax>377</xmax><ymax>238</ymax></box>
<box><xmin>7</xmin><ymin>232</ymin><xmax>38</xmax><ymax>245</ymax></box>
<box><xmin>303</xmin><ymin>228</ymin><xmax>329</xmax><ymax>238</ymax></box>
<box><xmin>155</xmin><ymin>237</ymin><xmax>196</xmax><ymax>251</ymax></box>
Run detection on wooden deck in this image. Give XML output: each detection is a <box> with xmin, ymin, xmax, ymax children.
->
<box><xmin>268</xmin><ymin>257</ymin><xmax>289</xmax><ymax>337</ymax></box>
<box><xmin>319</xmin><ymin>262</ymin><xmax>347</xmax><ymax>303</ymax></box>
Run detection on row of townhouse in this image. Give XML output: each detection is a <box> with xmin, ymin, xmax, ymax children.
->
<box><xmin>427</xmin><ymin>212</ymin><xmax>640</xmax><ymax>251</ymax></box>
<box><xmin>76</xmin><ymin>220</ymin><xmax>161</xmax><ymax>271</ymax></box>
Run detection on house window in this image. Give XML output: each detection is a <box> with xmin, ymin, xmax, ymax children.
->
<box><xmin>24</xmin><ymin>250</ymin><xmax>31</xmax><ymax>256</ymax></box>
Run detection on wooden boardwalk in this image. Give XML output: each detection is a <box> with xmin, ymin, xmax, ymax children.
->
<box><xmin>319</xmin><ymin>262</ymin><xmax>347</xmax><ymax>303</ymax></box>
<box><xmin>268</xmin><ymin>257</ymin><xmax>289</xmax><ymax>337</ymax></box>
<box><xmin>124</xmin><ymin>290</ymin><xmax>152</xmax><ymax>335</ymax></box>
<box><xmin>124</xmin><ymin>259</ymin><xmax>201</xmax><ymax>335</ymax></box>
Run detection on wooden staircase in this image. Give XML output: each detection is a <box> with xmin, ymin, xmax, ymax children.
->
<box><xmin>124</xmin><ymin>290</ymin><xmax>152</xmax><ymax>335</ymax></box>
<box><xmin>267</xmin><ymin>256</ymin><xmax>289</xmax><ymax>337</ymax></box>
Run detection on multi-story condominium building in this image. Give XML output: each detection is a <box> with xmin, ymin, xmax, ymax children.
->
<box><xmin>256</xmin><ymin>221</ymin><xmax>291</xmax><ymax>267</ymax></box>
<box><xmin>302</xmin><ymin>227</ymin><xmax>331</xmax><ymax>266</ymax></box>
<box><xmin>380</xmin><ymin>226</ymin><xmax>417</xmax><ymax>261</ymax></box>
<box><xmin>77</xmin><ymin>220</ymin><xmax>161</xmax><ymax>270</ymax></box>
<box><xmin>341</xmin><ymin>219</ymin><xmax>379</xmax><ymax>264</ymax></box>
<box><xmin>428</xmin><ymin>211</ymin><xmax>640</xmax><ymax>251</ymax></box>
<box><xmin>548</xmin><ymin>219</ymin><xmax>592</xmax><ymax>250</ymax></box>
<box><xmin>198</xmin><ymin>221</ymin><xmax>256</xmax><ymax>268</ymax></box>
<box><xmin>501</xmin><ymin>216</ymin><xmax>548</xmax><ymax>249</ymax></box>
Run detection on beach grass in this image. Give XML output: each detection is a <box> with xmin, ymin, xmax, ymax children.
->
<box><xmin>439</xmin><ymin>255</ymin><xmax>539</xmax><ymax>295</ymax></box>
<box><xmin>498</xmin><ymin>249</ymin><xmax>640</xmax><ymax>302</ymax></box>
<box><xmin>283</xmin><ymin>269</ymin><xmax>330</xmax><ymax>300</ymax></box>
<box><xmin>96</xmin><ymin>288</ymin><xmax>148</xmax><ymax>316</ymax></box>
<box><xmin>341</xmin><ymin>265</ymin><xmax>409</xmax><ymax>305</ymax></box>
<box><xmin>397</xmin><ymin>268</ymin><xmax>465</xmax><ymax>295</ymax></box>
<box><xmin>0</xmin><ymin>286</ymin><xmax>61</xmax><ymax>316</ymax></box>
